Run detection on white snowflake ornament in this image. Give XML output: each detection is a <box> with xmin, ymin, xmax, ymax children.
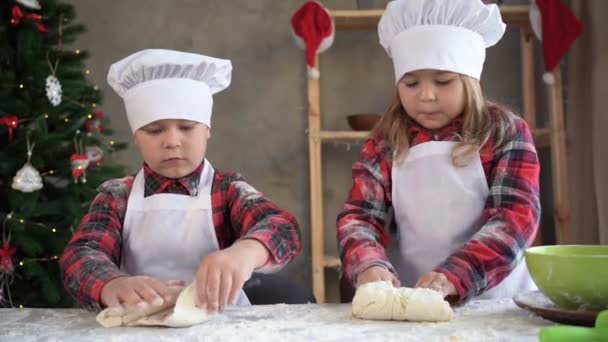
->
<box><xmin>45</xmin><ymin>75</ymin><xmax>62</xmax><ymax>107</ymax></box>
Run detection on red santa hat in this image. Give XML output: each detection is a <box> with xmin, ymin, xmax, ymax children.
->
<box><xmin>291</xmin><ymin>1</ymin><xmax>335</xmax><ymax>79</ymax></box>
<box><xmin>529</xmin><ymin>0</ymin><xmax>584</xmax><ymax>84</ymax></box>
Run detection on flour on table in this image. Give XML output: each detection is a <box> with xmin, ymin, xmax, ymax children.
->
<box><xmin>352</xmin><ymin>281</ymin><xmax>453</xmax><ymax>321</ymax></box>
<box><xmin>2</xmin><ymin>299</ymin><xmax>552</xmax><ymax>342</ymax></box>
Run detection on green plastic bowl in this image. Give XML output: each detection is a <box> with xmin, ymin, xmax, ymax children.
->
<box><xmin>525</xmin><ymin>245</ymin><xmax>608</xmax><ymax>311</ymax></box>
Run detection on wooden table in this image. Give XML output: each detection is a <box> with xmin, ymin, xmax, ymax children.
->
<box><xmin>0</xmin><ymin>299</ymin><xmax>553</xmax><ymax>341</ymax></box>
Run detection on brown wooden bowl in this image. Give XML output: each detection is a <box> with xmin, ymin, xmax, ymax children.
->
<box><xmin>347</xmin><ymin>113</ymin><xmax>381</xmax><ymax>131</ymax></box>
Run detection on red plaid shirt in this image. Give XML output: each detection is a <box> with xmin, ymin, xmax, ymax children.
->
<box><xmin>337</xmin><ymin>113</ymin><xmax>540</xmax><ymax>304</ymax></box>
<box><xmin>60</xmin><ymin>162</ymin><xmax>301</xmax><ymax>311</ymax></box>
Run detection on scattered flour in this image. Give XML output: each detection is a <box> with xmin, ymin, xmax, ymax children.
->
<box><xmin>0</xmin><ymin>299</ymin><xmax>552</xmax><ymax>342</ymax></box>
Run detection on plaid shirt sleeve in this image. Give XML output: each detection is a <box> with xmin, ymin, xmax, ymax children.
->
<box><xmin>59</xmin><ymin>177</ymin><xmax>133</xmax><ymax>311</ymax></box>
<box><xmin>336</xmin><ymin>135</ymin><xmax>397</xmax><ymax>284</ymax></box>
<box><xmin>434</xmin><ymin>116</ymin><xmax>541</xmax><ymax>304</ymax></box>
<box><xmin>212</xmin><ymin>171</ymin><xmax>302</xmax><ymax>274</ymax></box>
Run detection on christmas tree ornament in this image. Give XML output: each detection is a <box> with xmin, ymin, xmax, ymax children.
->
<box><xmin>12</xmin><ymin>136</ymin><xmax>43</xmax><ymax>192</ymax></box>
<box><xmin>10</xmin><ymin>5</ymin><xmax>48</xmax><ymax>32</ymax></box>
<box><xmin>16</xmin><ymin>0</ymin><xmax>41</xmax><ymax>10</ymax></box>
<box><xmin>529</xmin><ymin>0</ymin><xmax>584</xmax><ymax>84</ymax></box>
<box><xmin>46</xmin><ymin>54</ymin><xmax>62</xmax><ymax>106</ymax></box>
<box><xmin>0</xmin><ymin>216</ymin><xmax>15</xmax><ymax>307</ymax></box>
<box><xmin>84</xmin><ymin>111</ymin><xmax>104</xmax><ymax>134</ymax></box>
<box><xmin>291</xmin><ymin>1</ymin><xmax>335</xmax><ymax>79</ymax></box>
<box><xmin>70</xmin><ymin>154</ymin><xmax>89</xmax><ymax>183</ymax></box>
<box><xmin>45</xmin><ymin>75</ymin><xmax>62</xmax><ymax>107</ymax></box>
<box><xmin>0</xmin><ymin>242</ymin><xmax>16</xmax><ymax>274</ymax></box>
<box><xmin>0</xmin><ymin>115</ymin><xmax>18</xmax><ymax>142</ymax></box>
<box><xmin>71</xmin><ymin>132</ymin><xmax>89</xmax><ymax>183</ymax></box>
<box><xmin>86</xmin><ymin>146</ymin><xmax>104</xmax><ymax>166</ymax></box>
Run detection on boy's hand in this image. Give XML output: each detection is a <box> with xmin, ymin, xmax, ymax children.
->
<box><xmin>195</xmin><ymin>239</ymin><xmax>269</xmax><ymax>313</ymax></box>
<box><xmin>356</xmin><ymin>265</ymin><xmax>400</xmax><ymax>288</ymax></box>
<box><xmin>100</xmin><ymin>276</ymin><xmax>184</xmax><ymax>313</ymax></box>
<box><xmin>415</xmin><ymin>272</ymin><xmax>457</xmax><ymax>297</ymax></box>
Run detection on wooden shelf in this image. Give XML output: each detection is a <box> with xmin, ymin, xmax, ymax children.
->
<box><xmin>330</xmin><ymin>5</ymin><xmax>531</xmax><ymax>31</ymax></box>
<box><xmin>319</xmin><ymin>127</ymin><xmax>552</xmax><ymax>147</ymax></box>
<box><xmin>320</xmin><ymin>130</ymin><xmax>369</xmax><ymax>141</ymax></box>
<box><xmin>533</xmin><ymin>127</ymin><xmax>551</xmax><ymax>148</ymax></box>
<box><xmin>324</xmin><ymin>256</ymin><xmax>341</xmax><ymax>269</ymax></box>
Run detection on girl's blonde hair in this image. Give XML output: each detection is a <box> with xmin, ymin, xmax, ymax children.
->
<box><xmin>372</xmin><ymin>75</ymin><xmax>515</xmax><ymax>165</ymax></box>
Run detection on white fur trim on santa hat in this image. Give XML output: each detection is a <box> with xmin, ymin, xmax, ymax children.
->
<box><xmin>307</xmin><ymin>67</ymin><xmax>320</xmax><ymax>79</ymax></box>
<box><xmin>542</xmin><ymin>72</ymin><xmax>555</xmax><ymax>84</ymax></box>
<box><xmin>529</xmin><ymin>0</ymin><xmax>543</xmax><ymax>40</ymax></box>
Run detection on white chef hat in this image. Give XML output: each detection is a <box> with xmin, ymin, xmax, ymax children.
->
<box><xmin>107</xmin><ymin>49</ymin><xmax>232</xmax><ymax>133</ymax></box>
<box><xmin>378</xmin><ymin>0</ymin><xmax>506</xmax><ymax>83</ymax></box>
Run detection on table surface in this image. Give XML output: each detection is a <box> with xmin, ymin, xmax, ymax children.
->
<box><xmin>0</xmin><ymin>299</ymin><xmax>553</xmax><ymax>342</ymax></box>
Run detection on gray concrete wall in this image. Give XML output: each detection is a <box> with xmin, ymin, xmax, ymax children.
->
<box><xmin>68</xmin><ymin>0</ymin><xmax>550</xmax><ymax>302</ymax></box>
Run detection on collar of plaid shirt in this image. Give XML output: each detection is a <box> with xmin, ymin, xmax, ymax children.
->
<box><xmin>142</xmin><ymin>162</ymin><xmax>204</xmax><ymax>197</ymax></box>
<box><xmin>407</xmin><ymin>116</ymin><xmax>464</xmax><ymax>143</ymax></box>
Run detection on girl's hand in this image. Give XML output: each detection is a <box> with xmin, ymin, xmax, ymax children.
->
<box><xmin>356</xmin><ymin>265</ymin><xmax>400</xmax><ymax>288</ymax></box>
<box><xmin>415</xmin><ymin>272</ymin><xmax>457</xmax><ymax>297</ymax></box>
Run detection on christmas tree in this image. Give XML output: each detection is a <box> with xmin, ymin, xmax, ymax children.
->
<box><xmin>0</xmin><ymin>0</ymin><xmax>128</xmax><ymax>308</ymax></box>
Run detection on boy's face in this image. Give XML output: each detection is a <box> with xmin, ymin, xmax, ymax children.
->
<box><xmin>134</xmin><ymin>119</ymin><xmax>209</xmax><ymax>179</ymax></box>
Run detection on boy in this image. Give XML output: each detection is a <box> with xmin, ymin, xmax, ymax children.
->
<box><xmin>60</xmin><ymin>49</ymin><xmax>306</xmax><ymax>313</ymax></box>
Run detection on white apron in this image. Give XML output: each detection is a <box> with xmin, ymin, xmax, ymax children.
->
<box><xmin>120</xmin><ymin>159</ymin><xmax>250</xmax><ymax>305</ymax></box>
<box><xmin>389</xmin><ymin>141</ymin><xmax>536</xmax><ymax>299</ymax></box>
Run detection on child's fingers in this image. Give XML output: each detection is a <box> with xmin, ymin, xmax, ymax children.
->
<box><xmin>103</xmin><ymin>295</ymin><xmax>124</xmax><ymax>315</ymax></box>
<box><xmin>389</xmin><ymin>274</ymin><xmax>401</xmax><ymax>288</ymax></box>
<box><xmin>165</xmin><ymin>279</ymin><xmax>185</xmax><ymax>287</ymax></box>
<box><xmin>416</xmin><ymin>272</ymin><xmax>451</xmax><ymax>294</ymax></box>
<box><xmin>151</xmin><ymin>278</ymin><xmax>179</xmax><ymax>303</ymax></box>
<box><xmin>415</xmin><ymin>273</ymin><xmax>434</xmax><ymax>288</ymax></box>
<box><xmin>218</xmin><ymin>272</ymin><xmax>232</xmax><ymax>312</ymax></box>
<box><xmin>140</xmin><ymin>279</ymin><xmax>168</xmax><ymax>306</ymax></box>
<box><xmin>106</xmin><ymin>304</ymin><xmax>125</xmax><ymax>316</ymax></box>
<box><xmin>205</xmin><ymin>269</ymin><xmax>221</xmax><ymax>313</ymax></box>
<box><xmin>119</xmin><ymin>288</ymin><xmax>147</xmax><ymax>309</ymax></box>
<box><xmin>229</xmin><ymin>273</ymin><xmax>244</xmax><ymax>305</ymax></box>
<box><xmin>196</xmin><ymin>267</ymin><xmax>209</xmax><ymax>309</ymax></box>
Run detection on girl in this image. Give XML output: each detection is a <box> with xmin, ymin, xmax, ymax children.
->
<box><xmin>337</xmin><ymin>0</ymin><xmax>540</xmax><ymax>304</ymax></box>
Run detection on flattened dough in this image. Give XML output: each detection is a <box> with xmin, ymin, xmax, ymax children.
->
<box><xmin>352</xmin><ymin>281</ymin><xmax>453</xmax><ymax>322</ymax></box>
<box><xmin>96</xmin><ymin>282</ymin><xmax>212</xmax><ymax>328</ymax></box>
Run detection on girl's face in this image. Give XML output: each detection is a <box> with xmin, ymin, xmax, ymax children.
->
<box><xmin>134</xmin><ymin>119</ymin><xmax>209</xmax><ymax>179</ymax></box>
<box><xmin>397</xmin><ymin>70</ymin><xmax>466</xmax><ymax>131</ymax></box>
